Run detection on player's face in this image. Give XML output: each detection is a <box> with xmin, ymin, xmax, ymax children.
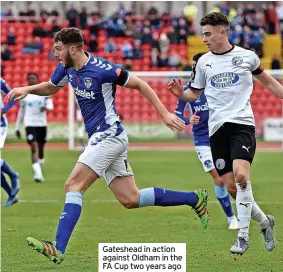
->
<box><xmin>54</xmin><ymin>42</ymin><xmax>74</xmax><ymax>68</ymax></box>
<box><xmin>27</xmin><ymin>75</ymin><xmax>38</xmax><ymax>85</ymax></box>
<box><xmin>202</xmin><ymin>25</ymin><xmax>226</xmax><ymax>52</ymax></box>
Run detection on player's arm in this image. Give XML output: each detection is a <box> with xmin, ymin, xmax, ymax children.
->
<box><xmin>6</xmin><ymin>63</ymin><xmax>67</xmax><ymax>102</ymax></box>
<box><xmin>41</xmin><ymin>97</ymin><xmax>54</xmax><ymax>112</ymax></box>
<box><xmin>250</xmin><ymin>51</ymin><xmax>283</xmax><ymax>99</ymax></box>
<box><xmin>6</xmin><ymin>81</ymin><xmax>61</xmax><ymax>102</ymax></box>
<box><xmin>254</xmin><ymin>71</ymin><xmax>283</xmax><ymax>99</ymax></box>
<box><xmin>15</xmin><ymin>100</ymin><xmax>25</xmax><ymax>139</ymax></box>
<box><xmin>169</xmin><ymin>78</ymin><xmax>202</xmax><ymax>102</ymax></box>
<box><xmin>123</xmin><ymin>73</ymin><xmax>185</xmax><ymax>131</ymax></box>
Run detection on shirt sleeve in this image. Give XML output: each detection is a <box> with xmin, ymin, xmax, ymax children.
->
<box><xmin>49</xmin><ymin>63</ymin><xmax>69</xmax><ymax>87</ymax></box>
<box><xmin>189</xmin><ymin>59</ymin><xmax>206</xmax><ymax>90</ymax></box>
<box><xmin>1</xmin><ymin>79</ymin><xmax>11</xmax><ymax>95</ymax></box>
<box><xmin>250</xmin><ymin>51</ymin><xmax>264</xmax><ymax>75</ymax></box>
<box><xmin>45</xmin><ymin>97</ymin><xmax>54</xmax><ymax>111</ymax></box>
<box><xmin>98</xmin><ymin>58</ymin><xmax>129</xmax><ymax>86</ymax></box>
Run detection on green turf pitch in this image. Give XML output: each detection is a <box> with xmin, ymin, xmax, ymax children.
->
<box><xmin>1</xmin><ymin>149</ymin><xmax>283</xmax><ymax>272</ymax></box>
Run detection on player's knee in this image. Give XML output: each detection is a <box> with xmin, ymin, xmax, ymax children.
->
<box><xmin>234</xmin><ymin>171</ymin><xmax>248</xmax><ymax>185</ymax></box>
<box><xmin>119</xmin><ymin>194</ymin><xmax>139</xmax><ymax>209</ymax></box>
<box><xmin>64</xmin><ymin>179</ymin><xmax>80</xmax><ymax>193</ymax></box>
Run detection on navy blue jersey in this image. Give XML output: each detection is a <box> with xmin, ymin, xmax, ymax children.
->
<box><xmin>50</xmin><ymin>52</ymin><xmax>129</xmax><ymax>137</ymax></box>
<box><xmin>1</xmin><ymin>78</ymin><xmax>17</xmax><ymax>127</ymax></box>
<box><xmin>175</xmin><ymin>84</ymin><xmax>209</xmax><ymax>146</ymax></box>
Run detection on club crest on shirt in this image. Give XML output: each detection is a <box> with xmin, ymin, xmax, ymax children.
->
<box><xmin>84</xmin><ymin>77</ymin><xmax>92</xmax><ymax>88</ymax></box>
<box><xmin>232</xmin><ymin>56</ymin><xmax>243</xmax><ymax>66</ymax></box>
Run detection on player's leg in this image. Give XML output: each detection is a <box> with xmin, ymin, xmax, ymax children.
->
<box><xmin>37</xmin><ymin>127</ymin><xmax>47</xmax><ymax>165</ymax></box>
<box><xmin>230</xmin><ymin>123</ymin><xmax>274</xmax><ymax>254</ymax></box>
<box><xmin>26</xmin><ymin>127</ymin><xmax>44</xmax><ymax>182</ymax></box>
<box><xmin>109</xmin><ymin>176</ymin><xmax>209</xmax><ymax>229</ymax></box>
<box><xmin>210</xmin><ymin>169</ymin><xmax>238</xmax><ymax>229</ymax></box>
<box><xmin>1</xmin><ymin>170</ymin><xmax>18</xmax><ymax>207</ymax></box>
<box><xmin>27</xmin><ymin>124</ymin><xmax>125</xmax><ymax>263</ymax></box>
<box><xmin>106</xmin><ymin>136</ymin><xmax>209</xmax><ymax>229</ymax></box>
<box><xmin>27</xmin><ymin>162</ymin><xmax>98</xmax><ymax>263</ymax></box>
<box><xmin>195</xmin><ymin>145</ymin><xmax>236</xmax><ymax>229</ymax></box>
<box><xmin>0</xmin><ymin>127</ymin><xmax>20</xmax><ymax>195</ymax></box>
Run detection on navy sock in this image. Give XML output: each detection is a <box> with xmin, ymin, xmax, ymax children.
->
<box><xmin>139</xmin><ymin>187</ymin><xmax>198</xmax><ymax>208</ymax></box>
<box><xmin>55</xmin><ymin>192</ymin><xmax>82</xmax><ymax>254</ymax></box>
<box><xmin>1</xmin><ymin>172</ymin><xmax>12</xmax><ymax>197</ymax></box>
<box><xmin>215</xmin><ymin>185</ymin><xmax>234</xmax><ymax>218</ymax></box>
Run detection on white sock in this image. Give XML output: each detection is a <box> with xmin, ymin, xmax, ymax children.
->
<box><xmin>251</xmin><ymin>201</ymin><xmax>269</xmax><ymax>229</ymax></box>
<box><xmin>236</xmin><ymin>181</ymin><xmax>254</xmax><ymax>240</ymax></box>
<box><xmin>32</xmin><ymin>162</ymin><xmax>43</xmax><ymax>178</ymax></box>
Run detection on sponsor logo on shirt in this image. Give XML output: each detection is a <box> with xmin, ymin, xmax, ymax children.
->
<box><xmin>210</xmin><ymin>72</ymin><xmax>239</xmax><ymax>88</ymax></box>
<box><xmin>74</xmin><ymin>87</ymin><xmax>96</xmax><ymax>99</ymax></box>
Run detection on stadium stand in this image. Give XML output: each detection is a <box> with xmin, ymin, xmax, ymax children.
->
<box><xmin>1</xmin><ymin>1</ymin><xmax>282</xmax><ymax>136</ymax></box>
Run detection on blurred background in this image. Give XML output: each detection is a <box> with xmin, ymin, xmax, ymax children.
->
<box><xmin>1</xmin><ymin>1</ymin><xmax>282</xmax><ymax>145</ymax></box>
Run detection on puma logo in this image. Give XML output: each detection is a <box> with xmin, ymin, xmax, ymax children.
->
<box><xmin>242</xmin><ymin>145</ymin><xmax>250</xmax><ymax>152</ymax></box>
<box><xmin>239</xmin><ymin>203</ymin><xmax>249</xmax><ymax>208</ymax></box>
<box><xmin>206</xmin><ymin>63</ymin><xmax>213</xmax><ymax>68</ymax></box>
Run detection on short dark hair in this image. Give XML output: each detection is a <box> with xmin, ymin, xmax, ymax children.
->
<box><xmin>27</xmin><ymin>72</ymin><xmax>38</xmax><ymax>79</ymax></box>
<box><xmin>54</xmin><ymin>28</ymin><xmax>84</xmax><ymax>48</ymax></box>
<box><xmin>193</xmin><ymin>52</ymin><xmax>206</xmax><ymax>62</ymax></box>
<box><xmin>200</xmin><ymin>12</ymin><xmax>230</xmax><ymax>28</ymax></box>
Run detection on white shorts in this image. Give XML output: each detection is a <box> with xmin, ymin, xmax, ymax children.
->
<box><xmin>195</xmin><ymin>145</ymin><xmax>215</xmax><ymax>173</ymax></box>
<box><xmin>0</xmin><ymin>126</ymin><xmax>7</xmax><ymax>149</ymax></box>
<box><xmin>78</xmin><ymin>123</ymin><xmax>134</xmax><ymax>185</ymax></box>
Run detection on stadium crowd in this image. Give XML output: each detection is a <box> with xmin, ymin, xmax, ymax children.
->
<box><xmin>1</xmin><ymin>2</ymin><xmax>282</xmax><ymax>70</ymax></box>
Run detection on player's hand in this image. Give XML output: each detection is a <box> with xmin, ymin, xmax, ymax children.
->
<box><xmin>15</xmin><ymin>130</ymin><xmax>21</xmax><ymax>139</ymax></box>
<box><xmin>190</xmin><ymin>112</ymin><xmax>200</xmax><ymax>125</ymax></box>
<box><xmin>168</xmin><ymin>78</ymin><xmax>183</xmax><ymax>97</ymax></box>
<box><xmin>6</xmin><ymin>87</ymin><xmax>29</xmax><ymax>102</ymax></box>
<box><xmin>162</xmin><ymin>112</ymin><xmax>186</xmax><ymax>131</ymax></box>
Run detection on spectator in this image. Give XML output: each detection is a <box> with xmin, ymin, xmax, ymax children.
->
<box><xmin>271</xmin><ymin>55</ymin><xmax>281</xmax><ymax>70</ymax></box>
<box><xmin>66</xmin><ymin>6</ymin><xmax>79</xmax><ymax>28</ymax></box>
<box><xmin>51</xmin><ymin>9</ymin><xmax>60</xmax><ymax>17</ymax></box>
<box><xmin>152</xmin><ymin>32</ymin><xmax>160</xmax><ymax>51</ymax></box>
<box><xmin>141</xmin><ymin>27</ymin><xmax>153</xmax><ymax>44</ymax></box>
<box><xmin>7</xmin><ymin>28</ymin><xmax>16</xmax><ymax>46</ymax></box>
<box><xmin>133</xmin><ymin>26</ymin><xmax>143</xmax><ymax>44</ymax></box>
<box><xmin>159</xmin><ymin>33</ymin><xmax>169</xmax><ymax>53</ymax></box>
<box><xmin>1</xmin><ymin>44</ymin><xmax>13</xmax><ymax>61</ymax></box>
<box><xmin>88</xmin><ymin>35</ymin><xmax>98</xmax><ymax>52</ymax></box>
<box><xmin>79</xmin><ymin>7</ymin><xmax>88</xmax><ymax>30</ymax></box>
<box><xmin>266</xmin><ymin>3</ymin><xmax>277</xmax><ymax>34</ymax></box>
<box><xmin>121</xmin><ymin>41</ymin><xmax>133</xmax><ymax>59</ymax></box>
<box><xmin>167</xmin><ymin>26</ymin><xmax>179</xmax><ymax>44</ymax></box>
<box><xmin>158</xmin><ymin>52</ymin><xmax>168</xmax><ymax>67</ymax></box>
<box><xmin>151</xmin><ymin>48</ymin><xmax>159</xmax><ymax>66</ymax></box>
<box><xmin>125</xmin><ymin>19</ymin><xmax>134</xmax><ymax>37</ymax></box>
<box><xmin>276</xmin><ymin>2</ymin><xmax>283</xmax><ymax>31</ymax></box>
<box><xmin>32</xmin><ymin>23</ymin><xmax>48</xmax><ymax>37</ymax></box>
<box><xmin>116</xmin><ymin>3</ymin><xmax>127</xmax><ymax>17</ymax></box>
<box><xmin>104</xmin><ymin>38</ymin><xmax>116</xmax><ymax>53</ymax></box>
<box><xmin>168</xmin><ymin>51</ymin><xmax>181</xmax><ymax>67</ymax></box>
<box><xmin>132</xmin><ymin>40</ymin><xmax>142</xmax><ymax>60</ymax></box>
<box><xmin>49</xmin><ymin>21</ymin><xmax>61</xmax><ymax>37</ymax></box>
<box><xmin>22</xmin><ymin>37</ymin><xmax>43</xmax><ymax>54</ymax></box>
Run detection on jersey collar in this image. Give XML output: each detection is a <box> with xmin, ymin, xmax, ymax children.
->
<box><xmin>211</xmin><ymin>45</ymin><xmax>234</xmax><ymax>55</ymax></box>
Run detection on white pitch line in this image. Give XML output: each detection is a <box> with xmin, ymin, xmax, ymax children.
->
<box><xmin>3</xmin><ymin>199</ymin><xmax>283</xmax><ymax>205</ymax></box>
